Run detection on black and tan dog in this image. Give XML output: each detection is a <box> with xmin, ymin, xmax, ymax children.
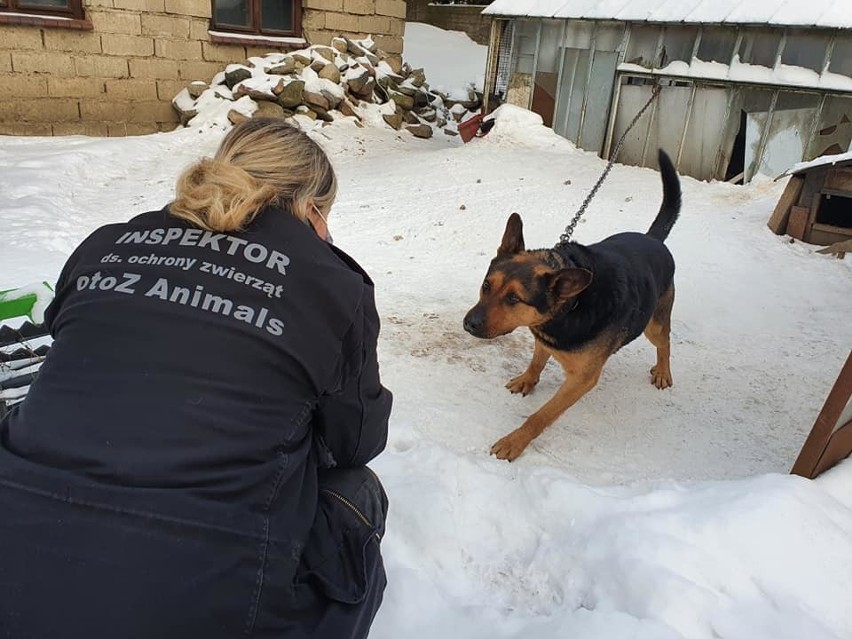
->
<box><xmin>463</xmin><ymin>149</ymin><xmax>682</xmax><ymax>461</ymax></box>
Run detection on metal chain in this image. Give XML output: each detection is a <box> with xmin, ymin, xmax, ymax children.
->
<box><xmin>556</xmin><ymin>83</ymin><xmax>662</xmax><ymax>247</ymax></box>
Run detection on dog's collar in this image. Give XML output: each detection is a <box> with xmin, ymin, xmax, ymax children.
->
<box><xmin>532</xmin><ymin>296</ymin><xmax>580</xmax><ymax>347</ymax></box>
<box><xmin>544</xmin><ymin>250</ymin><xmax>563</xmax><ymax>269</ymax></box>
<box><xmin>549</xmin><ymin>246</ymin><xmax>581</xmax><ymax>271</ymax></box>
<box><xmin>566</xmin><ymin>297</ymin><xmax>580</xmax><ymax>313</ymax></box>
<box><xmin>554</xmin><ymin>294</ymin><xmax>581</xmax><ymax>321</ymax></box>
<box><xmin>542</xmin><ymin>294</ymin><xmax>579</xmax><ymax>325</ymax></box>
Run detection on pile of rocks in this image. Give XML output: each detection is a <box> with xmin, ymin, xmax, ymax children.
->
<box><xmin>172</xmin><ymin>36</ymin><xmax>482</xmax><ymax>138</ymax></box>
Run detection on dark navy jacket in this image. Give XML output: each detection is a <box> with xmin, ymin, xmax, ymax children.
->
<box><xmin>0</xmin><ymin>205</ymin><xmax>392</xmax><ymax>638</ymax></box>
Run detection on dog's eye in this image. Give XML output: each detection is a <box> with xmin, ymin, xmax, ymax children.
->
<box><xmin>505</xmin><ymin>293</ymin><xmax>521</xmax><ymax>305</ymax></box>
<box><xmin>481</xmin><ymin>280</ymin><xmax>491</xmax><ymax>293</ymax></box>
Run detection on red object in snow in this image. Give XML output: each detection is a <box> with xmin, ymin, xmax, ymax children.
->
<box><xmin>458</xmin><ymin>114</ymin><xmax>484</xmax><ymax>143</ymax></box>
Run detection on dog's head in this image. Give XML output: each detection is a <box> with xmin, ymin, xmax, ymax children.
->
<box><xmin>463</xmin><ymin>213</ymin><xmax>593</xmax><ymax>339</ymax></box>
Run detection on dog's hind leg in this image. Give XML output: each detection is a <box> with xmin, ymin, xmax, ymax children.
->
<box><xmin>644</xmin><ymin>283</ymin><xmax>674</xmax><ymax>389</ymax></box>
<box><xmin>506</xmin><ymin>334</ymin><xmax>550</xmax><ymax>396</ymax></box>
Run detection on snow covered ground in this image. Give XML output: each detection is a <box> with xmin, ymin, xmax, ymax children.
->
<box><xmin>2</xmin><ymin>23</ymin><xmax>852</xmax><ymax>639</ymax></box>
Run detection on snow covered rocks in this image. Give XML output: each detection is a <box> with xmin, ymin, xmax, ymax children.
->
<box><xmin>171</xmin><ymin>36</ymin><xmax>482</xmax><ymax>138</ymax></box>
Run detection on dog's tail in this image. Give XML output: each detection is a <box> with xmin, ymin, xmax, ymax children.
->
<box><xmin>646</xmin><ymin>149</ymin><xmax>681</xmax><ymax>242</ymax></box>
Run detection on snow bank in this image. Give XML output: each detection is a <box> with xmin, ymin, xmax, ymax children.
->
<box><xmin>475</xmin><ymin>104</ymin><xmax>581</xmax><ymax>151</ymax></box>
<box><xmin>403</xmin><ymin>22</ymin><xmax>487</xmax><ymax>96</ymax></box>
<box><xmin>373</xmin><ymin>445</ymin><xmax>852</xmax><ymax>639</ymax></box>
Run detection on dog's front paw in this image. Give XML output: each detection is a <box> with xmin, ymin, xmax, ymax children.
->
<box><xmin>650</xmin><ymin>365</ymin><xmax>673</xmax><ymax>389</ymax></box>
<box><xmin>490</xmin><ymin>430</ymin><xmax>532</xmax><ymax>461</ymax></box>
<box><xmin>505</xmin><ymin>373</ymin><xmax>538</xmax><ymax>396</ymax></box>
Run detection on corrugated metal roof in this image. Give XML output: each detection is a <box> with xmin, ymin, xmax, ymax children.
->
<box><xmin>483</xmin><ymin>0</ymin><xmax>852</xmax><ymax>30</ymax></box>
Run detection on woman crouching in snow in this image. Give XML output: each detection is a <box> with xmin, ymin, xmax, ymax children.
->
<box><xmin>0</xmin><ymin>117</ymin><xmax>392</xmax><ymax>639</ymax></box>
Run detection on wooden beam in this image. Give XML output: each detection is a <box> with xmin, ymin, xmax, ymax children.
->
<box><xmin>528</xmin><ymin>20</ymin><xmax>542</xmax><ymax>110</ymax></box>
<box><xmin>812</xmin><ymin>222</ymin><xmax>852</xmax><ymax>238</ymax></box>
<box><xmin>825</xmin><ymin>166</ymin><xmax>852</xmax><ymax>191</ymax></box>
<box><xmin>482</xmin><ymin>19</ymin><xmax>503</xmax><ymax>113</ymax></box>
<box><xmin>813</xmin><ymin>419</ymin><xmax>852</xmax><ymax>476</ymax></box>
<box><xmin>767</xmin><ymin>174</ymin><xmax>804</xmax><ymax>234</ymax></box>
<box><xmin>791</xmin><ymin>351</ymin><xmax>852</xmax><ymax>479</ymax></box>
<box><xmin>786</xmin><ymin>205</ymin><xmax>810</xmax><ymax>240</ymax></box>
<box><xmin>816</xmin><ymin>238</ymin><xmax>852</xmax><ymax>258</ymax></box>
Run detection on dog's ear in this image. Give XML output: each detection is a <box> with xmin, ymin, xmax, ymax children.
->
<box><xmin>498</xmin><ymin>213</ymin><xmax>525</xmax><ymax>255</ymax></box>
<box><xmin>548</xmin><ymin>267</ymin><xmax>593</xmax><ymax>302</ymax></box>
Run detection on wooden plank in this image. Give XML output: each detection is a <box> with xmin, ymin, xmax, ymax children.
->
<box><xmin>812</xmin><ymin>419</ymin><xmax>852</xmax><ymax>477</ymax></box>
<box><xmin>821</xmin><ymin>187</ymin><xmax>852</xmax><ymax>198</ymax></box>
<box><xmin>809</xmin><ymin>226</ymin><xmax>852</xmax><ymax>246</ymax></box>
<box><xmin>825</xmin><ymin>166</ymin><xmax>852</xmax><ymax>191</ymax></box>
<box><xmin>816</xmin><ymin>238</ymin><xmax>852</xmax><ymax>258</ymax></box>
<box><xmin>798</xmin><ymin>167</ymin><xmax>828</xmax><ymax>222</ymax></box>
<box><xmin>791</xmin><ymin>351</ymin><xmax>852</xmax><ymax>479</ymax></box>
<box><xmin>767</xmin><ymin>175</ymin><xmax>804</xmax><ymax>234</ymax></box>
<box><xmin>812</xmin><ymin>222</ymin><xmax>852</xmax><ymax>237</ymax></box>
<box><xmin>786</xmin><ymin>205</ymin><xmax>810</xmax><ymax>240</ymax></box>
<box><xmin>803</xmin><ymin>192</ymin><xmax>823</xmax><ymax>242</ymax></box>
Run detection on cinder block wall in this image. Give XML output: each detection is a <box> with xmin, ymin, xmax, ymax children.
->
<box><xmin>304</xmin><ymin>0</ymin><xmax>405</xmax><ymax>54</ymax></box>
<box><xmin>0</xmin><ymin>0</ymin><xmax>405</xmax><ymax>136</ymax></box>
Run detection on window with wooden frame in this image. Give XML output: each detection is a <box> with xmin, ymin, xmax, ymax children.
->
<box><xmin>211</xmin><ymin>0</ymin><xmax>302</xmax><ymax>38</ymax></box>
<box><xmin>0</xmin><ymin>0</ymin><xmax>84</xmax><ymax>19</ymax></box>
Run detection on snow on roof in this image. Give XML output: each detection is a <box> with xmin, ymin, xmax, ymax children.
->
<box><xmin>781</xmin><ymin>150</ymin><xmax>852</xmax><ymax>177</ymax></box>
<box><xmin>483</xmin><ymin>0</ymin><xmax>852</xmax><ymax>30</ymax></box>
<box><xmin>617</xmin><ymin>59</ymin><xmax>852</xmax><ymax>92</ymax></box>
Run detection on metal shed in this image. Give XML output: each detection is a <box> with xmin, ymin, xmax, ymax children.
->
<box><xmin>481</xmin><ymin>0</ymin><xmax>852</xmax><ymax>183</ymax></box>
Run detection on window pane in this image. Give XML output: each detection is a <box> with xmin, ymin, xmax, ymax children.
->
<box><xmin>262</xmin><ymin>0</ymin><xmax>293</xmax><ymax>32</ymax></box>
<box><xmin>626</xmin><ymin>25</ymin><xmax>661</xmax><ymax>68</ymax></box>
<box><xmin>738</xmin><ymin>29</ymin><xmax>781</xmax><ymax>67</ymax></box>
<box><xmin>828</xmin><ymin>36</ymin><xmax>852</xmax><ymax>79</ymax></box>
<box><xmin>19</xmin><ymin>0</ymin><xmax>70</xmax><ymax>7</ymax></box>
<box><xmin>781</xmin><ymin>29</ymin><xmax>827</xmax><ymax>73</ymax></box>
<box><xmin>215</xmin><ymin>0</ymin><xmax>250</xmax><ymax>27</ymax></box>
<box><xmin>513</xmin><ymin>19</ymin><xmax>537</xmax><ymax>74</ymax></box>
<box><xmin>535</xmin><ymin>20</ymin><xmax>561</xmax><ymax>74</ymax></box>
<box><xmin>662</xmin><ymin>26</ymin><xmax>698</xmax><ymax>65</ymax></box>
<box><xmin>697</xmin><ymin>27</ymin><xmax>738</xmax><ymax>64</ymax></box>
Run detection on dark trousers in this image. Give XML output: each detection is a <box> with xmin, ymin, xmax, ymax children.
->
<box><xmin>297</xmin><ymin>466</ymin><xmax>389</xmax><ymax>639</ymax></box>
<box><xmin>0</xmin><ymin>466</ymin><xmax>388</xmax><ymax>639</ymax></box>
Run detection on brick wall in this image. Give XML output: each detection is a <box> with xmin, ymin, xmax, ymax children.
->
<box><xmin>0</xmin><ymin>0</ymin><xmax>405</xmax><ymax>136</ymax></box>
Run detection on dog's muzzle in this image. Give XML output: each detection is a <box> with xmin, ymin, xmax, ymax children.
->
<box><xmin>463</xmin><ymin>307</ymin><xmax>486</xmax><ymax>338</ymax></box>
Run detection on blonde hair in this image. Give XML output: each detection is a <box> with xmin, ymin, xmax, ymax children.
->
<box><xmin>170</xmin><ymin>117</ymin><xmax>337</xmax><ymax>232</ymax></box>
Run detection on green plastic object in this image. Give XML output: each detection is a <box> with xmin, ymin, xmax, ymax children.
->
<box><xmin>0</xmin><ymin>282</ymin><xmax>55</xmax><ymax>323</ymax></box>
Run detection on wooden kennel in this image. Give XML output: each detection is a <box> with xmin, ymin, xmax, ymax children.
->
<box><xmin>769</xmin><ymin>156</ymin><xmax>852</xmax><ymax>247</ymax></box>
